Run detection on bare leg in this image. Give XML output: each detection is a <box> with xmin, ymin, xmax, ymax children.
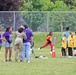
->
<box><xmin>5</xmin><ymin>48</ymin><xmax>9</xmax><ymax>60</ymax></box>
<box><xmin>9</xmin><ymin>47</ymin><xmax>12</xmax><ymax>60</ymax></box>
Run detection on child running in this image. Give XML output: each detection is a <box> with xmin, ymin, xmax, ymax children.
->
<box><xmin>3</xmin><ymin>27</ymin><xmax>12</xmax><ymax>62</ymax></box>
<box><xmin>73</xmin><ymin>32</ymin><xmax>76</xmax><ymax>58</ymax></box>
<box><xmin>38</xmin><ymin>32</ymin><xmax>54</xmax><ymax>54</ymax></box>
<box><xmin>14</xmin><ymin>27</ymin><xmax>27</xmax><ymax>62</ymax></box>
<box><xmin>68</xmin><ymin>32</ymin><xmax>73</xmax><ymax>58</ymax></box>
<box><xmin>61</xmin><ymin>34</ymin><xmax>66</xmax><ymax>58</ymax></box>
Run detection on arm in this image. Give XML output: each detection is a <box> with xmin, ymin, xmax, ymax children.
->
<box><xmin>23</xmin><ymin>32</ymin><xmax>27</xmax><ymax>40</ymax></box>
<box><xmin>2</xmin><ymin>36</ymin><xmax>7</xmax><ymax>42</ymax></box>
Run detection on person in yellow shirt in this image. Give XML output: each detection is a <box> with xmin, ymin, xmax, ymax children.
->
<box><xmin>68</xmin><ymin>32</ymin><xmax>73</xmax><ymax>58</ymax></box>
<box><xmin>61</xmin><ymin>34</ymin><xmax>66</xmax><ymax>58</ymax></box>
<box><xmin>73</xmin><ymin>32</ymin><xmax>76</xmax><ymax>58</ymax></box>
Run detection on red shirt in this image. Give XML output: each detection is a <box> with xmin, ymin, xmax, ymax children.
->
<box><xmin>46</xmin><ymin>35</ymin><xmax>52</xmax><ymax>43</ymax></box>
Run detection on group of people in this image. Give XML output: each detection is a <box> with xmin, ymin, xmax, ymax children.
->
<box><xmin>61</xmin><ymin>27</ymin><xmax>76</xmax><ymax>58</ymax></box>
<box><xmin>38</xmin><ymin>27</ymin><xmax>76</xmax><ymax>58</ymax></box>
<box><xmin>0</xmin><ymin>24</ymin><xmax>33</xmax><ymax>62</ymax></box>
<box><xmin>0</xmin><ymin>25</ymin><xmax>76</xmax><ymax>62</ymax></box>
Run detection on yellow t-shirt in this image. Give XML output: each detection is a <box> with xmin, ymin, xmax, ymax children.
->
<box><xmin>73</xmin><ymin>35</ymin><xmax>76</xmax><ymax>47</ymax></box>
<box><xmin>62</xmin><ymin>37</ymin><xmax>66</xmax><ymax>49</ymax></box>
<box><xmin>68</xmin><ymin>35</ymin><xmax>73</xmax><ymax>48</ymax></box>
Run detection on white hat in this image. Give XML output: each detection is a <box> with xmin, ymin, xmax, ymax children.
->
<box><xmin>20</xmin><ymin>26</ymin><xmax>25</xmax><ymax>29</ymax></box>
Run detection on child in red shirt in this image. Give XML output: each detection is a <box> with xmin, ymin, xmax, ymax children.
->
<box><xmin>38</xmin><ymin>32</ymin><xmax>54</xmax><ymax>53</ymax></box>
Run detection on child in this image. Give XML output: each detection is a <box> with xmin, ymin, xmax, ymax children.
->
<box><xmin>73</xmin><ymin>32</ymin><xmax>76</xmax><ymax>58</ymax></box>
<box><xmin>61</xmin><ymin>34</ymin><xmax>66</xmax><ymax>58</ymax></box>
<box><xmin>3</xmin><ymin>27</ymin><xmax>12</xmax><ymax>62</ymax></box>
<box><xmin>68</xmin><ymin>32</ymin><xmax>73</xmax><ymax>58</ymax></box>
<box><xmin>0</xmin><ymin>27</ymin><xmax>3</xmax><ymax>50</ymax></box>
<box><xmin>14</xmin><ymin>27</ymin><xmax>27</xmax><ymax>62</ymax></box>
<box><xmin>38</xmin><ymin>32</ymin><xmax>54</xmax><ymax>54</ymax></box>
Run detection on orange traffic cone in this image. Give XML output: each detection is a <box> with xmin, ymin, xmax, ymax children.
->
<box><xmin>52</xmin><ymin>46</ymin><xmax>56</xmax><ymax>58</ymax></box>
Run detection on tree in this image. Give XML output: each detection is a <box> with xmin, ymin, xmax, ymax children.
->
<box><xmin>0</xmin><ymin>0</ymin><xmax>23</xmax><ymax>11</ymax></box>
<box><xmin>21</xmin><ymin>0</ymin><xmax>70</xmax><ymax>11</ymax></box>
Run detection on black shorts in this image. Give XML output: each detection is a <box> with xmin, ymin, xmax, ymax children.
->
<box><xmin>74</xmin><ymin>47</ymin><xmax>76</xmax><ymax>50</ymax></box>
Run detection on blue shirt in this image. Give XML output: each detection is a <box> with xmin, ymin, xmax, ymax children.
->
<box><xmin>62</xmin><ymin>31</ymin><xmax>69</xmax><ymax>39</ymax></box>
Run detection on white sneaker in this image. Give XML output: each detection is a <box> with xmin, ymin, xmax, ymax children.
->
<box><xmin>68</xmin><ymin>56</ymin><xmax>73</xmax><ymax>58</ymax></box>
<box><xmin>38</xmin><ymin>48</ymin><xmax>40</xmax><ymax>50</ymax></box>
<box><xmin>50</xmin><ymin>51</ymin><xmax>52</xmax><ymax>54</ymax></box>
<box><xmin>27</xmin><ymin>61</ymin><xmax>30</xmax><ymax>63</ymax></box>
<box><xmin>74</xmin><ymin>56</ymin><xmax>76</xmax><ymax>58</ymax></box>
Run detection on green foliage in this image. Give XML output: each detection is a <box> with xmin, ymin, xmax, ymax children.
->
<box><xmin>20</xmin><ymin>0</ymin><xmax>76</xmax><ymax>11</ymax></box>
<box><xmin>22</xmin><ymin>0</ymin><xmax>69</xmax><ymax>11</ymax></box>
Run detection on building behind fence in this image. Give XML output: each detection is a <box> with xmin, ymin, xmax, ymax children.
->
<box><xmin>0</xmin><ymin>11</ymin><xmax>76</xmax><ymax>32</ymax></box>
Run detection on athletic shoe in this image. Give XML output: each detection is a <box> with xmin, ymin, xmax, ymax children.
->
<box><xmin>50</xmin><ymin>51</ymin><xmax>52</xmax><ymax>54</ymax></box>
<box><xmin>61</xmin><ymin>56</ymin><xmax>66</xmax><ymax>58</ymax></box>
<box><xmin>20</xmin><ymin>59</ymin><xmax>23</xmax><ymax>62</ymax></box>
<box><xmin>74</xmin><ymin>56</ymin><xmax>76</xmax><ymax>58</ymax></box>
<box><xmin>68</xmin><ymin>56</ymin><xmax>73</xmax><ymax>58</ymax></box>
<box><xmin>38</xmin><ymin>48</ymin><xmax>41</xmax><ymax>50</ymax></box>
<box><xmin>9</xmin><ymin>59</ymin><xmax>12</xmax><ymax>62</ymax></box>
<box><xmin>4</xmin><ymin>60</ymin><xmax>8</xmax><ymax>62</ymax></box>
<box><xmin>26</xmin><ymin>61</ymin><xmax>30</xmax><ymax>63</ymax></box>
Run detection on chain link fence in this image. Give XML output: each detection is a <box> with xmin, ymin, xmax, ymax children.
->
<box><xmin>0</xmin><ymin>11</ymin><xmax>76</xmax><ymax>32</ymax></box>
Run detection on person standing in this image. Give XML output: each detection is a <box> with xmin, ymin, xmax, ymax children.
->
<box><xmin>0</xmin><ymin>27</ymin><xmax>3</xmax><ymax>50</ymax></box>
<box><xmin>22</xmin><ymin>25</ymin><xmax>33</xmax><ymax>62</ymax></box>
<box><xmin>62</xmin><ymin>27</ymin><xmax>69</xmax><ymax>46</ymax></box>
<box><xmin>3</xmin><ymin>27</ymin><xmax>12</xmax><ymax>62</ymax></box>
<box><xmin>73</xmin><ymin>32</ymin><xmax>76</xmax><ymax>58</ymax></box>
<box><xmin>14</xmin><ymin>27</ymin><xmax>27</xmax><ymax>62</ymax></box>
<box><xmin>68</xmin><ymin>32</ymin><xmax>73</xmax><ymax>58</ymax></box>
<box><xmin>61</xmin><ymin>34</ymin><xmax>67</xmax><ymax>58</ymax></box>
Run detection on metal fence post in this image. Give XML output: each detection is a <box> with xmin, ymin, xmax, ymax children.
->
<box><xmin>47</xmin><ymin>11</ymin><xmax>49</xmax><ymax>32</ymax></box>
<box><xmin>13</xmin><ymin>11</ymin><xmax>15</xmax><ymax>31</ymax></box>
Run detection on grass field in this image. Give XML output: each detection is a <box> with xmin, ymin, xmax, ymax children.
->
<box><xmin>0</xmin><ymin>32</ymin><xmax>76</xmax><ymax>75</ymax></box>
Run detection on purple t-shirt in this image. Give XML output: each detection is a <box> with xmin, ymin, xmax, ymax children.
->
<box><xmin>3</xmin><ymin>31</ymin><xmax>12</xmax><ymax>43</ymax></box>
<box><xmin>0</xmin><ymin>34</ymin><xmax>2</xmax><ymax>43</ymax></box>
<box><xmin>23</xmin><ymin>28</ymin><xmax>33</xmax><ymax>43</ymax></box>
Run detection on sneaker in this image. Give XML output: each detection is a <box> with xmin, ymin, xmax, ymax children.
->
<box><xmin>68</xmin><ymin>56</ymin><xmax>73</xmax><ymax>58</ymax></box>
<box><xmin>50</xmin><ymin>51</ymin><xmax>52</xmax><ymax>54</ymax></box>
<box><xmin>74</xmin><ymin>56</ymin><xmax>76</xmax><ymax>58</ymax></box>
<box><xmin>62</xmin><ymin>56</ymin><xmax>66</xmax><ymax>58</ymax></box>
<box><xmin>26</xmin><ymin>61</ymin><xmax>30</xmax><ymax>63</ymax></box>
<box><xmin>9</xmin><ymin>59</ymin><xmax>12</xmax><ymax>62</ymax></box>
<box><xmin>20</xmin><ymin>59</ymin><xmax>23</xmax><ymax>62</ymax></box>
<box><xmin>38</xmin><ymin>48</ymin><xmax>41</xmax><ymax>50</ymax></box>
<box><xmin>4</xmin><ymin>60</ymin><xmax>8</xmax><ymax>62</ymax></box>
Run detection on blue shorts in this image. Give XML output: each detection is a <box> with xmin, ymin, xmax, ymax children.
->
<box><xmin>0</xmin><ymin>43</ymin><xmax>2</xmax><ymax>47</ymax></box>
<box><xmin>5</xmin><ymin>42</ymin><xmax>12</xmax><ymax>48</ymax></box>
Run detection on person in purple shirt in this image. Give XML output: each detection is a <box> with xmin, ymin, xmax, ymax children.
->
<box><xmin>3</xmin><ymin>27</ymin><xmax>12</xmax><ymax>62</ymax></box>
<box><xmin>22</xmin><ymin>25</ymin><xmax>33</xmax><ymax>62</ymax></box>
<box><xmin>0</xmin><ymin>27</ymin><xmax>3</xmax><ymax>50</ymax></box>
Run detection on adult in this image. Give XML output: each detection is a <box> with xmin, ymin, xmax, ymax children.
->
<box><xmin>14</xmin><ymin>27</ymin><xmax>27</xmax><ymax>62</ymax></box>
<box><xmin>22</xmin><ymin>25</ymin><xmax>33</xmax><ymax>62</ymax></box>
<box><xmin>62</xmin><ymin>27</ymin><xmax>69</xmax><ymax>40</ymax></box>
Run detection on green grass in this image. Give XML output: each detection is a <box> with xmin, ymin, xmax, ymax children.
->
<box><xmin>0</xmin><ymin>32</ymin><xmax>76</xmax><ymax>75</ymax></box>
